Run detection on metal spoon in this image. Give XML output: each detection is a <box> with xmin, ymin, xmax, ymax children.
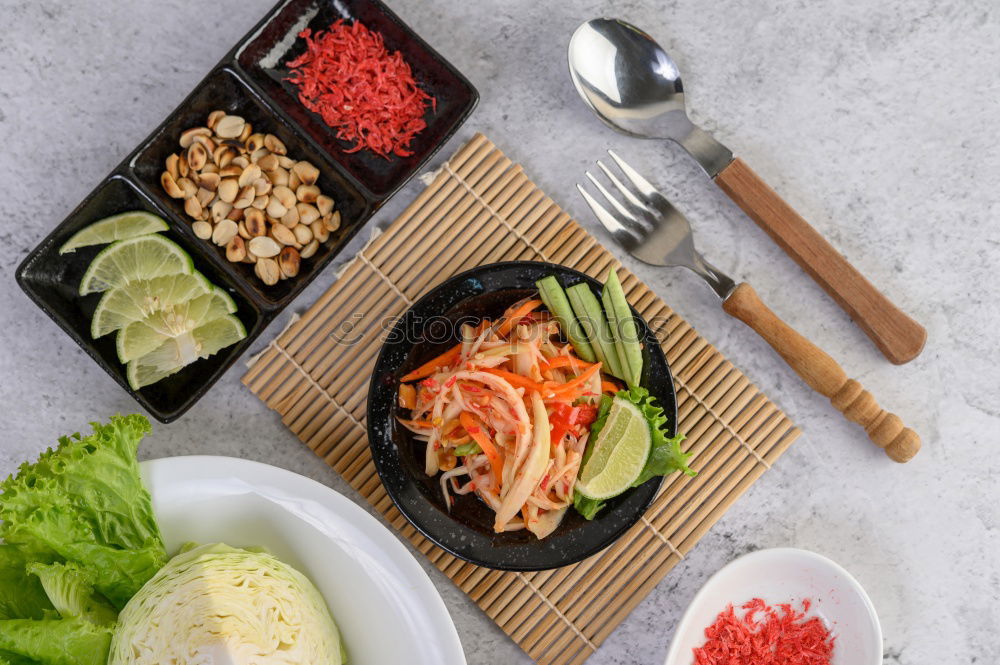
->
<box><xmin>567</xmin><ymin>18</ymin><xmax>926</xmax><ymax>366</ymax></box>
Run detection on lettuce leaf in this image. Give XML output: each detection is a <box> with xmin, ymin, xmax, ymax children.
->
<box><xmin>0</xmin><ymin>619</ymin><xmax>111</xmax><ymax>665</ymax></box>
<box><xmin>0</xmin><ymin>415</ymin><xmax>166</xmax><ymax>608</ymax></box>
<box><xmin>573</xmin><ymin>491</ymin><xmax>606</xmax><ymax>520</ymax></box>
<box><xmin>0</xmin><ymin>650</ymin><xmax>44</xmax><ymax>665</ymax></box>
<box><xmin>0</xmin><ymin>546</ymin><xmax>54</xmax><ymax>621</ymax></box>
<box><xmin>623</xmin><ymin>387</ymin><xmax>693</xmax><ymax>486</ymax></box>
<box><xmin>573</xmin><ymin>388</ymin><xmax>693</xmax><ymax>520</ymax></box>
<box><xmin>25</xmin><ymin>563</ymin><xmax>116</xmax><ymax>626</ymax></box>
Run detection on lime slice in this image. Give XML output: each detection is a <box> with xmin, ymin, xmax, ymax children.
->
<box><xmin>575</xmin><ymin>398</ymin><xmax>651</xmax><ymax>500</ymax></box>
<box><xmin>59</xmin><ymin>211</ymin><xmax>168</xmax><ymax>254</ymax></box>
<box><xmin>126</xmin><ymin>315</ymin><xmax>246</xmax><ymax>390</ymax></box>
<box><xmin>116</xmin><ymin>289</ymin><xmax>239</xmax><ymax>363</ymax></box>
<box><xmin>91</xmin><ymin>272</ymin><xmax>214</xmax><ymax>338</ymax></box>
<box><xmin>79</xmin><ymin>235</ymin><xmax>193</xmax><ymax>295</ymax></box>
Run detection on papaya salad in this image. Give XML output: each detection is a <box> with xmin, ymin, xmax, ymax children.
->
<box><xmin>397</xmin><ymin>269</ymin><xmax>693</xmax><ymax>540</ymax></box>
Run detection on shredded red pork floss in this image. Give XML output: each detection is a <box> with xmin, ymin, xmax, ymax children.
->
<box><xmin>693</xmin><ymin>598</ymin><xmax>835</xmax><ymax>665</ymax></box>
<box><xmin>285</xmin><ymin>20</ymin><xmax>436</xmax><ymax>158</ymax></box>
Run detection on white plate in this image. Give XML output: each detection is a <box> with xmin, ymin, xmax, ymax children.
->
<box><xmin>141</xmin><ymin>456</ymin><xmax>466</xmax><ymax>665</ymax></box>
<box><xmin>664</xmin><ymin>548</ymin><xmax>881</xmax><ymax>665</ymax></box>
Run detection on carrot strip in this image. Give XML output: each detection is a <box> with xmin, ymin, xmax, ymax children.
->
<box><xmin>541</xmin><ymin>355</ymin><xmax>596</xmax><ymax>371</ymax></box>
<box><xmin>400</xmin><ymin>343</ymin><xmax>462</xmax><ymax>382</ymax></box>
<box><xmin>482</xmin><ymin>368</ymin><xmax>547</xmax><ymax>393</ymax></box>
<box><xmin>398</xmin><ymin>383</ymin><xmax>417</xmax><ymax>409</ymax></box>
<box><xmin>601</xmin><ymin>380</ymin><xmax>621</xmax><ymax>394</ymax></box>
<box><xmin>496</xmin><ymin>299</ymin><xmax>543</xmax><ymax>337</ymax></box>
<box><xmin>549</xmin><ymin>363</ymin><xmax>602</xmax><ymax>398</ymax></box>
<box><xmin>460</xmin><ymin>411</ymin><xmax>504</xmax><ymax>489</ymax></box>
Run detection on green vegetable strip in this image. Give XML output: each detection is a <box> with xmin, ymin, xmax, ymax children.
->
<box><xmin>453</xmin><ymin>442</ymin><xmax>483</xmax><ymax>456</ymax></box>
<box><xmin>566</xmin><ymin>283</ymin><xmax>624</xmax><ymax>380</ymax></box>
<box><xmin>536</xmin><ymin>276</ymin><xmax>597</xmax><ymax>362</ymax></box>
<box><xmin>601</xmin><ymin>269</ymin><xmax>642</xmax><ymax>387</ymax></box>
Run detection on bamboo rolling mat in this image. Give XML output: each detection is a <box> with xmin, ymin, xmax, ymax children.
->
<box><xmin>242</xmin><ymin>134</ymin><xmax>801</xmax><ymax>665</ymax></box>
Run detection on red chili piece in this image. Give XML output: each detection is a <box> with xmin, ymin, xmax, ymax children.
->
<box><xmin>286</xmin><ymin>20</ymin><xmax>436</xmax><ymax>158</ymax></box>
<box><xmin>693</xmin><ymin>598</ymin><xmax>835</xmax><ymax>665</ymax></box>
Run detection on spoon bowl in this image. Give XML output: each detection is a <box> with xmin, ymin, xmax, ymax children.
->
<box><xmin>568</xmin><ymin>18</ymin><xmax>687</xmax><ymax>138</ymax></box>
<box><xmin>568</xmin><ymin>18</ymin><xmax>733</xmax><ymax>176</ymax></box>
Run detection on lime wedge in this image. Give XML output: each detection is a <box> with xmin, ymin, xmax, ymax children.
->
<box><xmin>575</xmin><ymin>398</ymin><xmax>651</xmax><ymax>500</ymax></box>
<box><xmin>91</xmin><ymin>272</ymin><xmax>214</xmax><ymax>338</ymax></box>
<box><xmin>60</xmin><ymin>211</ymin><xmax>168</xmax><ymax>254</ymax></box>
<box><xmin>116</xmin><ymin>289</ymin><xmax>239</xmax><ymax>363</ymax></box>
<box><xmin>126</xmin><ymin>315</ymin><xmax>246</xmax><ymax>390</ymax></box>
<box><xmin>79</xmin><ymin>235</ymin><xmax>193</xmax><ymax>295</ymax></box>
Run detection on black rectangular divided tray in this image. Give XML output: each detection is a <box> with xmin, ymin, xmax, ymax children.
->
<box><xmin>15</xmin><ymin>0</ymin><xmax>478</xmax><ymax>423</ymax></box>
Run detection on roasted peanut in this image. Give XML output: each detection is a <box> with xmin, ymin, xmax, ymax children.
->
<box><xmin>278</xmin><ymin>246</ymin><xmax>301</xmax><ymax>278</ymax></box>
<box><xmin>215</xmin><ymin>115</ymin><xmax>246</xmax><ymax>139</ymax></box>
<box><xmin>161</xmin><ymin>171</ymin><xmax>184</xmax><ymax>198</ymax></box>
<box><xmin>254</xmin><ymin>257</ymin><xmax>280</xmax><ymax>285</ymax></box>
<box><xmin>300</xmin><ymin>238</ymin><xmax>319</xmax><ymax>259</ymax></box>
<box><xmin>192</xmin><ymin>220</ymin><xmax>212</xmax><ymax>239</ymax></box>
<box><xmin>212</xmin><ymin>219</ymin><xmax>238</xmax><ymax>246</ymax></box>
<box><xmin>226</xmin><ymin>235</ymin><xmax>246</xmax><ymax>262</ymax></box>
<box><xmin>248</xmin><ymin>236</ymin><xmax>281</xmax><ymax>258</ymax></box>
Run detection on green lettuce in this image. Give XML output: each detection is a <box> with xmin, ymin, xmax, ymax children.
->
<box><xmin>0</xmin><ymin>415</ymin><xmax>166</xmax><ymax>665</ymax></box>
<box><xmin>0</xmin><ymin>546</ymin><xmax>54</xmax><ymax>621</ymax></box>
<box><xmin>574</xmin><ymin>387</ymin><xmax>693</xmax><ymax>520</ymax></box>
<box><xmin>0</xmin><ymin>651</ymin><xmax>44</xmax><ymax>665</ymax></box>
<box><xmin>26</xmin><ymin>563</ymin><xmax>116</xmax><ymax>626</ymax></box>
<box><xmin>0</xmin><ymin>415</ymin><xmax>166</xmax><ymax>608</ymax></box>
<box><xmin>0</xmin><ymin>619</ymin><xmax>111</xmax><ymax>665</ymax></box>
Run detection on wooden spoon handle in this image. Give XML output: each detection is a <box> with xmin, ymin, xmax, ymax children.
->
<box><xmin>722</xmin><ymin>282</ymin><xmax>920</xmax><ymax>462</ymax></box>
<box><xmin>714</xmin><ymin>157</ymin><xmax>926</xmax><ymax>365</ymax></box>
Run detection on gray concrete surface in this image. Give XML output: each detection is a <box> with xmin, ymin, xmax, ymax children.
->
<box><xmin>2</xmin><ymin>1</ymin><xmax>998</xmax><ymax>663</ymax></box>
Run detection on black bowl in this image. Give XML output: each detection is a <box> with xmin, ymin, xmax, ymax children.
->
<box><xmin>367</xmin><ymin>261</ymin><xmax>677</xmax><ymax>570</ymax></box>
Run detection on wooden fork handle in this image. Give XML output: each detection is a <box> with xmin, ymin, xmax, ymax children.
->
<box><xmin>722</xmin><ymin>282</ymin><xmax>920</xmax><ymax>462</ymax></box>
<box><xmin>714</xmin><ymin>157</ymin><xmax>926</xmax><ymax>365</ymax></box>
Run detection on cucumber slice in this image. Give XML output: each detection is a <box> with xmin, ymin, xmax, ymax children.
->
<box><xmin>566</xmin><ymin>283</ymin><xmax>624</xmax><ymax>380</ymax></box>
<box><xmin>601</xmin><ymin>269</ymin><xmax>642</xmax><ymax>387</ymax></box>
<box><xmin>536</xmin><ymin>276</ymin><xmax>596</xmax><ymax>362</ymax></box>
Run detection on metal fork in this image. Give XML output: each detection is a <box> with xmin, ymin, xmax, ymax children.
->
<box><xmin>578</xmin><ymin>152</ymin><xmax>920</xmax><ymax>463</ymax></box>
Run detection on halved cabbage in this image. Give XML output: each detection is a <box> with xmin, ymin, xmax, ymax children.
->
<box><xmin>109</xmin><ymin>543</ymin><xmax>344</xmax><ymax>665</ymax></box>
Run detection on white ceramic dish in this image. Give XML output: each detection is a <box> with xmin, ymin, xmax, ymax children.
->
<box><xmin>141</xmin><ymin>455</ymin><xmax>466</xmax><ymax>665</ymax></box>
<box><xmin>664</xmin><ymin>548</ymin><xmax>881</xmax><ymax>665</ymax></box>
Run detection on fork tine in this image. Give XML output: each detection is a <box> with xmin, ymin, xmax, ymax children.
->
<box><xmin>576</xmin><ymin>184</ymin><xmax>629</xmax><ymax>235</ymax></box>
<box><xmin>607</xmin><ymin>149</ymin><xmax>661</xmax><ymax>201</ymax></box>
<box><xmin>596</xmin><ymin>159</ymin><xmax>647</xmax><ymax>212</ymax></box>
<box><xmin>584</xmin><ymin>171</ymin><xmax>647</xmax><ymax>233</ymax></box>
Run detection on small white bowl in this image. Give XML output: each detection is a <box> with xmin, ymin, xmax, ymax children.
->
<box><xmin>663</xmin><ymin>548</ymin><xmax>882</xmax><ymax>665</ymax></box>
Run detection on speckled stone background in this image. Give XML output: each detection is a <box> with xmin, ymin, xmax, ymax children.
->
<box><xmin>2</xmin><ymin>1</ymin><xmax>997</xmax><ymax>663</ymax></box>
